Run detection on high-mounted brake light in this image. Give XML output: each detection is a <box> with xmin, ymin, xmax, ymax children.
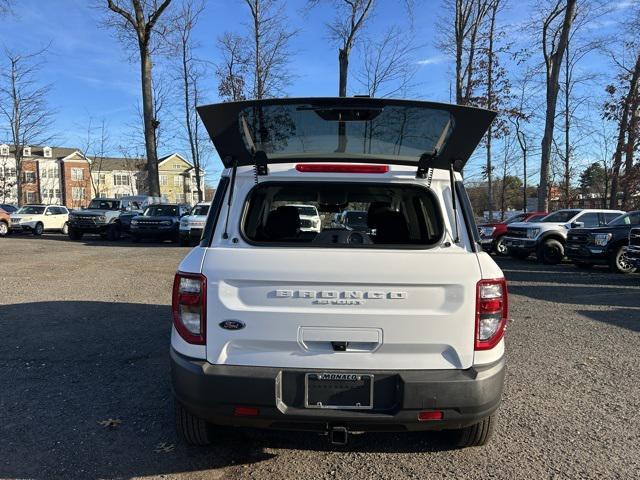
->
<box><xmin>172</xmin><ymin>272</ymin><xmax>207</xmax><ymax>345</ymax></box>
<box><xmin>295</xmin><ymin>164</ymin><xmax>389</xmax><ymax>174</ymax></box>
<box><xmin>475</xmin><ymin>278</ymin><xmax>508</xmax><ymax>351</ymax></box>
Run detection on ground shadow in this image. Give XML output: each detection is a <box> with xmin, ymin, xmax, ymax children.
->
<box><xmin>6</xmin><ymin>232</ymin><xmax>191</xmax><ymax>248</ymax></box>
<box><xmin>0</xmin><ymin>301</ymin><xmax>456</xmax><ymax>480</ymax></box>
<box><xmin>577</xmin><ymin>308</ymin><xmax>640</xmax><ymax>333</ymax></box>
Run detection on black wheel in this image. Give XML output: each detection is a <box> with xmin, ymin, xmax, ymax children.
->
<box><xmin>494</xmin><ymin>236</ymin><xmax>508</xmax><ymax>256</ymax></box>
<box><xmin>0</xmin><ymin>220</ymin><xmax>8</xmax><ymax>237</ymax></box>
<box><xmin>175</xmin><ymin>400</ymin><xmax>213</xmax><ymax>446</ymax></box>
<box><xmin>447</xmin><ymin>415</ymin><xmax>495</xmax><ymax>448</ymax></box>
<box><xmin>537</xmin><ymin>239</ymin><xmax>564</xmax><ymax>265</ymax></box>
<box><xmin>61</xmin><ymin>222</ymin><xmax>69</xmax><ymax>235</ymax></box>
<box><xmin>574</xmin><ymin>262</ymin><xmax>593</xmax><ymax>269</ymax></box>
<box><xmin>33</xmin><ymin>222</ymin><xmax>44</xmax><ymax>236</ymax></box>
<box><xmin>609</xmin><ymin>245</ymin><xmax>636</xmax><ymax>274</ymax></box>
<box><xmin>510</xmin><ymin>249</ymin><xmax>530</xmax><ymax>260</ymax></box>
<box><xmin>106</xmin><ymin>223</ymin><xmax>121</xmax><ymax>241</ymax></box>
<box><xmin>68</xmin><ymin>226</ymin><xmax>83</xmax><ymax>240</ymax></box>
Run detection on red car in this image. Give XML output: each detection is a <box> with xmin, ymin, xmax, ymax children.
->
<box><xmin>478</xmin><ymin>211</ymin><xmax>548</xmax><ymax>255</ymax></box>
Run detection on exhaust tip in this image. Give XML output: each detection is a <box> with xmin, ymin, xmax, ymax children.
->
<box><xmin>329</xmin><ymin>426</ymin><xmax>348</xmax><ymax>445</ymax></box>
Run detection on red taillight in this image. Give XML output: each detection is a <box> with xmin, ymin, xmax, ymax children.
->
<box><xmin>295</xmin><ymin>164</ymin><xmax>389</xmax><ymax>174</ymax></box>
<box><xmin>234</xmin><ymin>406</ymin><xmax>260</xmax><ymax>417</ymax></box>
<box><xmin>418</xmin><ymin>410</ymin><xmax>443</xmax><ymax>421</ymax></box>
<box><xmin>475</xmin><ymin>278</ymin><xmax>508</xmax><ymax>351</ymax></box>
<box><xmin>172</xmin><ymin>272</ymin><xmax>206</xmax><ymax>345</ymax></box>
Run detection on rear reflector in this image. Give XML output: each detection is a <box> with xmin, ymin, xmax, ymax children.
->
<box><xmin>234</xmin><ymin>406</ymin><xmax>260</xmax><ymax>417</ymax></box>
<box><xmin>418</xmin><ymin>410</ymin><xmax>443</xmax><ymax>421</ymax></box>
<box><xmin>295</xmin><ymin>164</ymin><xmax>389</xmax><ymax>174</ymax></box>
<box><xmin>475</xmin><ymin>278</ymin><xmax>508</xmax><ymax>350</ymax></box>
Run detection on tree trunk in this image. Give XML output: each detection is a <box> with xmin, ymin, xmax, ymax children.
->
<box><xmin>139</xmin><ymin>43</ymin><xmax>160</xmax><ymax>197</ymax></box>
<box><xmin>564</xmin><ymin>38</ymin><xmax>570</xmax><ymax>208</ymax></box>
<box><xmin>538</xmin><ymin>0</ymin><xmax>576</xmax><ymax>212</ymax></box>
<box><xmin>338</xmin><ymin>48</ymin><xmax>349</xmax><ymax>97</ymax></box>
<box><xmin>485</xmin><ymin>0</ymin><xmax>497</xmax><ymax>220</ymax></box>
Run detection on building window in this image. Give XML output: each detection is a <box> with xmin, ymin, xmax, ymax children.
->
<box><xmin>23</xmin><ymin>171</ymin><xmax>36</xmax><ymax>183</ymax></box>
<box><xmin>175</xmin><ymin>193</ymin><xmax>185</xmax><ymax>203</ymax></box>
<box><xmin>55</xmin><ymin>189</ymin><xmax>60</xmax><ymax>198</ymax></box>
<box><xmin>43</xmin><ymin>147</ymin><xmax>52</xmax><ymax>158</ymax></box>
<box><xmin>71</xmin><ymin>168</ymin><xmax>84</xmax><ymax>181</ymax></box>
<box><xmin>192</xmin><ymin>192</ymin><xmax>199</xmax><ymax>203</ymax></box>
<box><xmin>99</xmin><ymin>173</ymin><xmax>106</xmax><ymax>184</ymax></box>
<box><xmin>7</xmin><ymin>168</ymin><xmax>16</xmax><ymax>177</ymax></box>
<box><xmin>173</xmin><ymin>176</ymin><xmax>182</xmax><ymax>186</ymax></box>
<box><xmin>72</xmin><ymin>187</ymin><xmax>85</xmax><ymax>200</ymax></box>
<box><xmin>23</xmin><ymin>146</ymin><xmax>31</xmax><ymax>157</ymax></box>
<box><xmin>26</xmin><ymin>191</ymin><xmax>36</xmax><ymax>203</ymax></box>
<box><xmin>113</xmin><ymin>173</ymin><xmax>130</xmax><ymax>186</ymax></box>
<box><xmin>0</xmin><ymin>144</ymin><xmax>9</xmax><ymax>156</ymax></box>
<box><xmin>173</xmin><ymin>163</ymin><xmax>182</xmax><ymax>170</ymax></box>
<box><xmin>160</xmin><ymin>175</ymin><xmax>168</xmax><ymax>186</ymax></box>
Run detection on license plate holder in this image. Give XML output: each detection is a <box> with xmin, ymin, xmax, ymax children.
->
<box><xmin>305</xmin><ymin>373</ymin><xmax>374</xmax><ymax>409</ymax></box>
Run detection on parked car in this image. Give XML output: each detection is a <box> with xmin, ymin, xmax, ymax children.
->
<box><xmin>565</xmin><ymin>211</ymin><xmax>640</xmax><ymax>273</ymax></box>
<box><xmin>503</xmin><ymin>208</ymin><xmax>624</xmax><ymax>264</ymax></box>
<box><xmin>10</xmin><ymin>205</ymin><xmax>69</xmax><ymax>235</ymax></box>
<box><xmin>0</xmin><ymin>204</ymin><xmax>18</xmax><ymax>214</ymax></box>
<box><xmin>171</xmin><ymin>97</ymin><xmax>507</xmax><ymax>448</ymax></box>
<box><xmin>627</xmin><ymin>227</ymin><xmax>640</xmax><ymax>269</ymax></box>
<box><xmin>0</xmin><ymin>207</ymin><xmax>10</xmax><ymax>237</ymax></box>
<box><xmin>290</xmin><ymin>204</ymin><xmax>322</xmax><ymax>232</ymax></box>
<box><xmin>130</xmin><ymin>203</ymin><xmax>190</xmax><ymax>242</ymax></box>
<box><xmin>179</xmin><ymin>202</ymin><xmax>211</xmax><ymax>246</ymax></box>
<box><xmin>67</xmin><ymin>196</ymin><xmax>153</xmax><ymax>241</ymax></box>
<box><xmin>478</xmin><ymin>211</ymin><xmax>547</xmax><ymax>255</ymax></box>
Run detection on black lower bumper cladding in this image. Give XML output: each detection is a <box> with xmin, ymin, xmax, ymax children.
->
<box><xmin>171</xmin><ymin>348</ymin><xmax>505</xmax><ymax>432</ymax></box>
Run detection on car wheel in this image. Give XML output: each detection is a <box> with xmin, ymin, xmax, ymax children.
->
<box><xmin>175</xmin><ymin>400</ymin><xmax>213</xmax><ymax>446</ymax></box>
<box><xmin>68</xmin><ymin>227</ymin><xmax>83</xmax><ymax>240</ymax></box>
<box><xmin>61</xmin><ymin>222</ymin><xmax>69</xmax><ymax>235</ymax></box>
<box><xmin>494</xmin><ymin>236</ymin><xmax>508</xmax><ymax>256</ymax></box>
<box><xmin>537</xmin><ymin>239</ymin><xmax>564</xmax><ymax>265</ymax></box>
<box><xmin>0</xmin><ymin>221</ymin><xmax>8</xmax><ymax>237</ymax></box>
<box><xmin>609</xmin><ymin>245</ymin><xmax>636</xmax><ymax>274</ymax></box>
<box><xmin>106</xmin><ymin>224</ymin><xmax>121</xmax><ymax>241</ymax></box>
<box><xmin>33</xmin><ymin>222</ymin><xmax>44</xmax><ymax>236</ymax></box>
<box><xmin>447</xmin><ymin>415</ymin><xmax>495</xmax><ymax>448</ymax></box>
<box><xmin>510</xmin><ymin>249</ymin><xmax>530</xmax><ymax>260</ymax></box>
<box><xmin>574</xmin><ymin>262</ymin><xmax>593</xmax><ymax>269</ymax></box>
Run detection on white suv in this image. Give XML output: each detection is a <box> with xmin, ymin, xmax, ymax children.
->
<box><xmin>290</xmin><ymin>204</ymin><xmax>322</xmax><ymax>232</ymax></box>
<box><xmin>10</xmin><ymin>205</ymin><xmax>69</xmax><ymax>235</ymax></box>
<box><xmin>179</xmin><ymin>202</ymin><xmax>211</xmax><ymax>246</ymax></box>
<box><xmin>171</xmin><ymin>98</ymin><xmax>507</xmax><ymax>448</ymax></box>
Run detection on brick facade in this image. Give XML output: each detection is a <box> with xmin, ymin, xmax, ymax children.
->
<box><xmin>20</xmin><ymin>159</ymin><xmax>41</xmax><ymax>204</ymax></box>
<box><xmin>61</xmin><ymin>160</ymin><xmax>91</xmax><ymax>208</ymax></box>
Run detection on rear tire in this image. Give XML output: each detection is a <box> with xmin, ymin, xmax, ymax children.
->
<box><xmin>33</xmin><ymin>222</ymin><xmax>44</xmax><ymax>236</ymax></box>
<box><xmin>494</xmin><ymin>236</ymin><xmax>508</xmax><ymax>256</ymax></box>
<box><xmin>447</xmin><ymin>415</ymin><xmax>495</xmax><ymax>448</ymax></box>
<box><xmin>68</xmin><ymin>227</ymin><xmax>83</xmax><ymax>240</ymax></box>
<box><xmin>609</xmin><ymin>245</ymin><xmax>636</xmax><ymax>274</ymax></box>
<box><xmin>175</xmin><ymin>400</ymin><xmax>213</xmax><ymax>446</ymax></box>
<box><xmin>537</xmin><ymin>239</ymin><xmax>564</xmax><ymax>265</ymax></box>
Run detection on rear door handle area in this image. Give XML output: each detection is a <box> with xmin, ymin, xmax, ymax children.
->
<box><xmin>298</xmin><ymin>327</ymin><xmax>383</xmax><ymax>353</ymax></box>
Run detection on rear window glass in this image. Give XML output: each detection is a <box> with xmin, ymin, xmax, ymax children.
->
<box><xmin>144</xmin><ymin>205</ymin><xmax>179</xmax><ymax>216</ymax></box>
<box><xmin>242</xmin><ymin>182</ymin><xmax>443</xmax><ymax>248</ymax></box>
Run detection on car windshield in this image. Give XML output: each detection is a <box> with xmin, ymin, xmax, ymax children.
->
<box><xmin>238</xmin><ymin>103</ymin><xmax>453</xmax><ymax>162</ymax></box>
<box><xmin>295</xmin><ymin>206</ymin><xmax>318</xmax><ymax>216</ymax></box>
<box><xmin>144</xmin><ymin>205</ymin><xmax>179</xmax><ymax>216</ymax></box>
<box><xmin>243</xmin><ymin>182</ymin><xmax>443</xmax><ymax>247</ymax></box>
<box><xmin>17</xmin><ymin>206</ymin><xmax>45</xmax><ymax>215</ymax></box>
<box><xmin>608</xmin><ymin>212</ymin><xmax>640</xmax><ymax>226</ymax></box>
<box><xmin>1</xmin><ymin>204</ymin><xmax>16</xmax><ymax>213</ymax></box>
<box><xmin>526</xmin><ymin>214</ymin><xmax>547</xmax><ymax>222</ymax></box>
<box><xmin>505</xmin><ymin>213</ymin><xmax>526</xmax><ymax>224</ymax></box>
<box><xmin>191</xmin><ymin>205</ymin><xmax>210</xmax><ymax>216</ymax></box>
<box><xmin>540</xmin><ymin>210</ymin><xmax>581</xmax><ymax>223</ymax></box>
<box><xmin>88</xmin><ymin>200</ymin><xmax>120</xmax><ymax>210</ymax></box>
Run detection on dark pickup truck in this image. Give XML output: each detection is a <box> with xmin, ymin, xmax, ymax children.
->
<box><xmin>130</xmin><ymin>203</ymin><xmax>190</xmax><ymax>243</ymax></box>
<box><xmin>627</xmin><ymin>227</ymin><xmax>640</xmax><ymax>269</ymax></box>
<box><xmin>565</xmin><ymin>210</ymin><xmax>640</xmax><ymax>273</ymax></box>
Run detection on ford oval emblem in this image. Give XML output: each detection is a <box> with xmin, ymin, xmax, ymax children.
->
<box><xmin>219</xmin><ymin>320</ymin><xmax>245</xmax><ymax>331</ymax></box>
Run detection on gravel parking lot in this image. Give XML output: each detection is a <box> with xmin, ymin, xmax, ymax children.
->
<box><xmin>1</xmin><ymin>235</ymin><xmax>639</xmax><ymax>480</ymax></box>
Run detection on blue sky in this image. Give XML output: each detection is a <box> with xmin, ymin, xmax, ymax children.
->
<box><xmin>0</xmin><ymin>0</ymin><xmax>635</xmax><ymax>185</ymax></box>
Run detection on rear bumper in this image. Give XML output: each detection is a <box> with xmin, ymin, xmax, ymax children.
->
<box><xmin>171</xmin><ymin>348</ymin><xmax>505</xmax><ymax>432</ymax></box>
<box><xmin>565</xmin><ymin>244</ymin><xmax>609</xmax><ymax>264</ymax></box>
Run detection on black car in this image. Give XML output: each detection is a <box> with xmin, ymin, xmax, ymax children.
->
<box><xmin>130</xmin><ymin>204</ymin><xmax>190</xmax><ymax>242</ymax></box>
<box><xmin>627</xmin><ymin>227</ymin><xmax>640</xmax><ymax>269</ymax></box>
<box><xmin>565</xmin><ymin>210</ymin><xmax>640</xmax><ymax>273</ymax></box>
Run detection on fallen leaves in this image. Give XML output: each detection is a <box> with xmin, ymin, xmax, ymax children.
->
<box><xmin>97</xmin><ymin>418</ymin><xmax>122</xmax><ymax>428</ymax></box>
<box><xmin>154</xmin><ymin>442</ymin><xmax>175</xmax><ymax>453</ymax></box>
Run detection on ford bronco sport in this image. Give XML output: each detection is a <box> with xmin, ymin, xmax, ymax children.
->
<box><xmin>171</xmin><ymin>98</ymin><xmax>507</xmax><ymax>448</ymax></box>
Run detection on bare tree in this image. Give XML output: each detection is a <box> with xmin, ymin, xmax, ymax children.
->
<box><xmin>0</xmin><ymin>0</ymin><xmax>11</xmax><ymax>15</ymax></box>
<box><xmin>242</xmin><ymin>0</ymin><xmax>296</xmax><ymax>99</ymax></box>
<box><xmin>77</xmin><ymin>117</ymin><xmax>110</xmax><ymax>198</ymax></box>
<box><xmin>354</xmin><ymin>25</ymin><xmax>420</xmax><ymax>97</ymax></box>
<box><xmin>0</xmin><ymin>48</ymin><xmax>54</xmax><ymax>205</ymax></box>
<box><xmin>537</xmin><ymin>0</ymin><xmax>577</xmax><ymax>211</ymax></box>
<box><xmin>103</xmin><ymin>0</ymin><xmax>173</xmax><ymax>197</ymax></box>
<box><xmin>216</xmin><ymin>32</ymin><xmax>249</xmax><ymax>101</ymax></box>
<box><xmin>309</xmin><ymin>0</ymin><xmax>376</xmax><ymax>97</ymax></box>
<box><xmin>168</xmin><ymin>0</ymin><xmax>206</xmax><ymax>202</ymax></box>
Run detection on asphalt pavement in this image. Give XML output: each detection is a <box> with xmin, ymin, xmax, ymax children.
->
<box><xmin>1</xmin><ymin>234</ymin><xmax>639</xmax><ymax>480</ymax></box>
